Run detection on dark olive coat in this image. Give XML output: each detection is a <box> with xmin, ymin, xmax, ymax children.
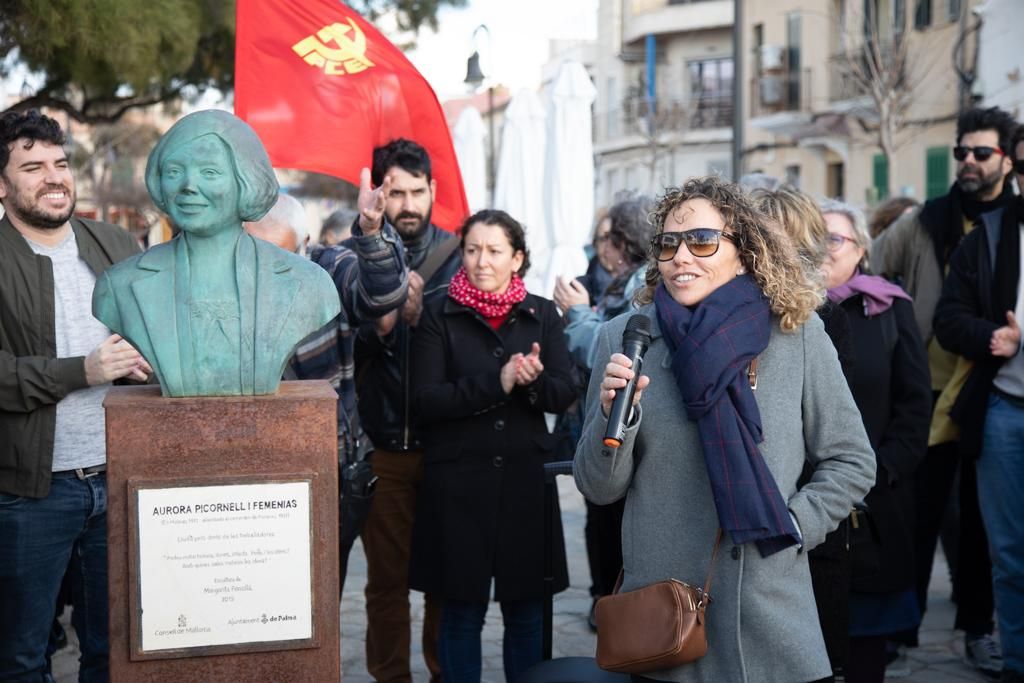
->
<box><xmin>409</xmin><ymin>293</ymin><xmax>577</xmax><ymax>602</ymax></box>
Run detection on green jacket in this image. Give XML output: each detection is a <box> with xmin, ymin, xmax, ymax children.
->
<box><xmin>0</xmin><ymin>215</ymin><xmax>139</xmax><ymax>498</ymax></box>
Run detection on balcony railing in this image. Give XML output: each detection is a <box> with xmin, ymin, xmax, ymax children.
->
<box><xmin>749</xmin><ymin>69</ymin><xmax>812</xmax><ymax>119</ymax></box>
<box><xmin>690</xmin><ymin>95</ymin><xmax>733</xmax><ymax>129</ymax></box>
<box><xmin>593</xmin><ymin>95</ymin><xmax>735</xmax><ymax>143</ymax></box>
<box><xmin>828</xmin><ymin>43</ymin><xmax>906</xmax><ymax>102</ymax></box>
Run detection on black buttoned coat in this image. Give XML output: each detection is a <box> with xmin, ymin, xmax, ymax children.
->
<box><xmin>408</xmin><ymin>293</ymin><xmax>577</xmax><ymax>602</ymax></box>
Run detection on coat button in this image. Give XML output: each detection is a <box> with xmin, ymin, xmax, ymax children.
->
<box><xmin>494</xmin><ymin>419</ymin><xmax>505</xmax><ymax>431</ymax></box>
<box><xmin>493</xmin><ymin>455</ymin><xmax>504</xmax><ymax>468</ymax></box>
<box><xmin>492</xmin><ymin>346</ymin><xmax>504</xmax><ymax>358</ymax></box>
<box><xmin>731</xmin><ymin>546</ymin><xmax>741</xmax><ymax>560</ymax></box>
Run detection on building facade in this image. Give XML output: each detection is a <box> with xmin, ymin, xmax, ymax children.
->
<box><xmin>742</xmin><ymin>0</ymin><xmax>981</xmax><ymax>205</ymax></box>
<box><xmin>592</xmin><ymin>0</ymin><xmax>735</xmax><ymax>208</ymax></box>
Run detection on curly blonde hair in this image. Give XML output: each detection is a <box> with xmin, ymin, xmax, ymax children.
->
<box><xmin>636</xmin><ymin>176</ymin><xmax>823</xmax><ymax>332</ymax></box>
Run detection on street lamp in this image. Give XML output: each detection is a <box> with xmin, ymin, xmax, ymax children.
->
<box><xmin>464</xmin><ymin>25</ymin><xmax>495</xmax><ymax>207</ymax></box>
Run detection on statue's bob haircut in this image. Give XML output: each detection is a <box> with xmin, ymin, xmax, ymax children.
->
<box><xmin>145</xmin><ymin>110</ymin><xmax>279</xmax><ymax>222</ymax></box>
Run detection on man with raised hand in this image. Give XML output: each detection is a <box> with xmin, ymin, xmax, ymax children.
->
<box><xmin>353</xmin><ymin>138</ymin><xmax>462</xmax><ymax>683</ymax></box>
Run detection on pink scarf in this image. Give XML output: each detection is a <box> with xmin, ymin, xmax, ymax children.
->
<box><xmin>447</xmin><ymin>266</ymin><xmax>527</xmax><ymax>318</ymax></box>
<box><xmin>827</xmin><ymin>270</ymin><xmax>912</xmax><ymax>317</ymax></box>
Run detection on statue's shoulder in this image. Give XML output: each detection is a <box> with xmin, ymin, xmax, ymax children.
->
<box><xmin>253</xmin><ymin>240</ymin><xmax>337</xmax><ymax>309</ymax></box>
<box><xmin>104</xmin><ymin>241</ymin><xmax>175</xmax><ymax>281</ymax></box>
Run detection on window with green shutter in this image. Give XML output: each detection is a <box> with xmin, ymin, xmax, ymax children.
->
<box><xmin>925</xmin><ymin>146</ymin><xmax>949</xmax><ymax>198</ymax></box>
<box><xmin>873</xmin><ymin>153</ymin><xmax>889</xmax><ymax>201</ymax></box>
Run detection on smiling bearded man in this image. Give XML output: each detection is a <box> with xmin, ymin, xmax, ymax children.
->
<box><xmin>0</xmin><ymin>109</ymin><xmax>147</xmax><ymax>682</ymax></box>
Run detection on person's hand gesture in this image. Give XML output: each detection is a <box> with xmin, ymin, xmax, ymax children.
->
<box><xmin>500</xmin><ymin>353</ymin><xmax>525</xmax><ymax>394</ymax></box>
<box><xmin>599</xmin><ymin>352</ymin><xmax>650</xmax><ymax>416</ymax></box>
<box><xmin>515</xmin><ymin>343</ymin><xmax>544</xmax><ymax>385</ymax></box>
<box><xmin>85</xmin><ymin>334</ymin><xmax>151</xmax><ymax>385</ymax></box>
<box><xmin>357</xmin><ymin>167</ymin><xmax>391</xmax><ymax>235</ymax></box>
<box><xmin>403</xmin><ymin>271</ymin><xmax>425</xmax><ymax>327</ymax></box>
<box><xmin>553</xmin><ymin>276</ymin><xmax>590</xmax><ymax>315</ymax></box>
<box><xmin>990</xmin><ymin>310</ymin><xmax>1022</xmax><ymax>358</ymax></box>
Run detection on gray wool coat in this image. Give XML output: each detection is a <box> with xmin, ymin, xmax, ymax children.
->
<box><xmin>574</xmin><ymin>304</ymin><xmax>876</xmax><ymax>683</ymax></box>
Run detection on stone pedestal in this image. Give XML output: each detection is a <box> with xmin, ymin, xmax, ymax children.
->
<box><xmin>104</xmin><ymin>381</ymin><xmax>339</xmax><ymax>681</ymax></box>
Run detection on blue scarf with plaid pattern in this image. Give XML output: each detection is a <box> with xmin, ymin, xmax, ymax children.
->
<box><xmin>654</xmin><ymin>275</ymin><xmax>799</xmax><ymax>557</ymax></box>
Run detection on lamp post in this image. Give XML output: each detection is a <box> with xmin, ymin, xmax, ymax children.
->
<box><xmin>464</xmin><ymin>25</ymin><xmax>495</xmax><ymax>207</ymax></box>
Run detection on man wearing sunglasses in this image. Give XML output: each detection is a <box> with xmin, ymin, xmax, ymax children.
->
<box><xmin>935</xmin><ymin>122</ymin><xmax>1024</xmax><ymax>683</ymax></box>
<box><xmin>872</xmin><ymin>106</ymin><xmax>1017</xmax><ymax>678</ymax></box>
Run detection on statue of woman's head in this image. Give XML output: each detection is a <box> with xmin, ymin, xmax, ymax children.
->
<box><xmin>145</xmin><ymin>110</ymin><xmax>278</xmax><ymax>235</ymax></box>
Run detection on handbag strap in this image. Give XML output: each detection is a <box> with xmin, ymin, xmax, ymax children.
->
<box><xmin>415</xmin><ymin>232</ymin><xmax>459</xmax><ymax>284</ymax></box>
<box><xmin>610</xmin><ymin>528</ymin><xmax>724</xmax><ymax>599</ymax></box>
<box><xmin>700</xmin><ymin>528</ymin><xmax>724</xmax><ymax>603</ymax></box>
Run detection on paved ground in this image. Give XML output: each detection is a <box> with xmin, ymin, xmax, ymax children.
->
<box><xmin>54</xmin><ymin>476</ymin><xmax>993</xmax><ymax>681</ymax></box>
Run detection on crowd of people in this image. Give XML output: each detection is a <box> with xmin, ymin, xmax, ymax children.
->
<box><xmin>1</xmin><ymin>103</ymin><xmax>1023</xmax><ymax>683</ymax></box>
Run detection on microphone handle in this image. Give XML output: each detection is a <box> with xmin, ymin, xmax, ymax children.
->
<box><xmin>603</xmin><ymin>339</ymin><xmax>646</xmax><ymax>448</ymax></box>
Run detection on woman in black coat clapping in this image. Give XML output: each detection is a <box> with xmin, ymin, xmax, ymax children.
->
<box><xmin>409</xmin><ymin>209</ymin><xmax>577</xmax><ymax>683</ymax></box>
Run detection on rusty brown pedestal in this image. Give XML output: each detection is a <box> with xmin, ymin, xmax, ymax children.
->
<box><xmin>104</xmin><ymin>381</ymin><xmax>339</xmax><ymax>681</ymax></box>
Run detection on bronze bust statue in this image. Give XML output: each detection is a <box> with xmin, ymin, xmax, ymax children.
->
<box><xmin>93</xmin><ymin>110</ymin><xmax>340</xmax><ymax>397</ymax></box>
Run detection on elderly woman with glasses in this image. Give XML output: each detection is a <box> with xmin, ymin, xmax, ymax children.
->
<box><xmin>574</xmin><ymin>176</ymin><xmax>876</xmax><ymax>683</ymax></box>
<box><xmin>819</xmin><ymin>198</ymin><xmax>932</xmax><ymax>682</ymax></box>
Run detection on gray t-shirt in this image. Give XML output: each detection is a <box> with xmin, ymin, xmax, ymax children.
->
<box><xmin>26</xmin><ymin>230</ymin><xmax>112</xmax><ymax>470</ymax></box>
<box><xmin>993</xmin><ymin>222</ymin><xmax>1024</xmax><ymax>399</ymax></box>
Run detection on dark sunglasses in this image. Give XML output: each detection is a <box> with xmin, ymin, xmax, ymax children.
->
<box><xmin>1014</xmin><ymin>159</ymin><xmax>1024</xmax><ymax>175</ymax></box>
<box><xmin>953</xmin><ymin>145</ymin><xmax>1006</xmax><ymax>162</ymax></box>
<box><xmin>651</xmin><ymin>229</ymin><xmax>736</xmax><ymax>260</ymax></box>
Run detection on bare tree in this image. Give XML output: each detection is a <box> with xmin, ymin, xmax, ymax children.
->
<box><xmin>623</xmin><ymin>73</ymin><xmax>689</xmax><ymax>191</ymax></box>
<box><xmin>833</xmin><ymin>0</ymin><xmax>939</xmax><ymax>199</ymax></box>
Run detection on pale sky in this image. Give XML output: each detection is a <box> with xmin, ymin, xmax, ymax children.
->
<box><xmin>403</xmin><ymin>0</ymin><xmax>599</xmax><ymax>99</ymax></box>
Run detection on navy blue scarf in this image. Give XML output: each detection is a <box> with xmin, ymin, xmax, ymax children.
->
<box><xmin>654</xmin><ymin>275</ymin><xmax>799</xmax><ymax>557</ymax></box>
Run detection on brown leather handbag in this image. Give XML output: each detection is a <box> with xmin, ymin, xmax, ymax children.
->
<box><xmin>594</xmin><ymin>529</ymin><xmax>724</xmax><ymax>674</ymax></box>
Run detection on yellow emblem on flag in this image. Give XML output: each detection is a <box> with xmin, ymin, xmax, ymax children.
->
<box><xmin>292</xmin><ymin>19</ymin><xmax>375</xmax><ymax>75</ymax></box>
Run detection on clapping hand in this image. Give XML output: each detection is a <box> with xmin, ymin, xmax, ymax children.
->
<box><xmin>553</xmin><ymin>276</ymin><xmax>589</xmax><ymax>315</ymax></box>
<box><xmin>515</xmin><ymin>343</ymin><xmax>544</xmax><ymax>385</ymax></box>
<box><xmin>499</xmin><ymin>343</ymin><xmax>545</xmax><ymax>393</ymax></box>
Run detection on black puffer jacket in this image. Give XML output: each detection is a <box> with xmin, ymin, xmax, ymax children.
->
<box><xmin>351</xmin><ymin>224</ymin><xmax>461</xmax><ymax>452</ymax></box>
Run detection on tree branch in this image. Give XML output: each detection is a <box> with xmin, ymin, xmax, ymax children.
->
<box><xmin>6</xmin><ymin>86</ymin><xmax>184</xmax><ymax>125</ymax></box>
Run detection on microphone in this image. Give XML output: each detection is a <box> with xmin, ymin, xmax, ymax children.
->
<box><xmin>603</xmin><ymin>314</ymin><xmax>652</xmax><ymax>448</ymax></box>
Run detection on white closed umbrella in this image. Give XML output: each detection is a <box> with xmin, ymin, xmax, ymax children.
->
<box><xmin>542</xmin><ymin>61</ymin><xmax>596</xmax><ymax>297</ymax></box>
<box><xmin>453</xmin><ymin>106</ymin><xmax>488</xmax><ymax>213</ymax></box>
<box><xmin>494</xmin><ymin>88</ymin><xmax>549</xmax><ymax>294</ymax></box>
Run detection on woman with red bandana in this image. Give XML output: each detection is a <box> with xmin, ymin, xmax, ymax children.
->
<box><xmin>409</xmin><ymin>209</ymin><xmax>577</xmax><ymax>682</ymax></box>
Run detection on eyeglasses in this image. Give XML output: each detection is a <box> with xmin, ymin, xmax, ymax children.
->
<box><xmin>595</xmin><ymin>232</ymin><xmax>623</xmax><ymax>248</ymax></box>
<box><xmin>651</xmin><ymin>229</ymin><xmax>736</xmax><ymax>260</ymax></box>
<box><xmin>953</xmin><ymin>145</ymin><xmax>1006</xmax><ymax>162</ymax></box>
<box><xmin>826</xmin><ymin>232</ymin><xmax>858</xmax><ymax>252</ymax></box>
<box><xmin>1014</xmin><ymin>159</ymin><xmax>1024</xmax><ymax>175</ymax></box>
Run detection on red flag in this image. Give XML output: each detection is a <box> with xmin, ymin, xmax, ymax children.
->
<box><xmin>235</xmin><ymin>1</ymin><xmax>469</xmax><ymax>232</ymax></box>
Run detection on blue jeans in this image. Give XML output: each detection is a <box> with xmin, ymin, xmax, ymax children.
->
<box><xmin>439</xmin><ymin>598</ymin><xmax>542</xmax><ymax>682</ymax></box>
<box><xmin>977</xmin><ymin>393</ymin><xmax>1024</xmax><ymax>673</ymax></box>
<box><xmin>0</xmin><ymin>474</ymin><xmax>109</xmax><ymax>682</ymax></box>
